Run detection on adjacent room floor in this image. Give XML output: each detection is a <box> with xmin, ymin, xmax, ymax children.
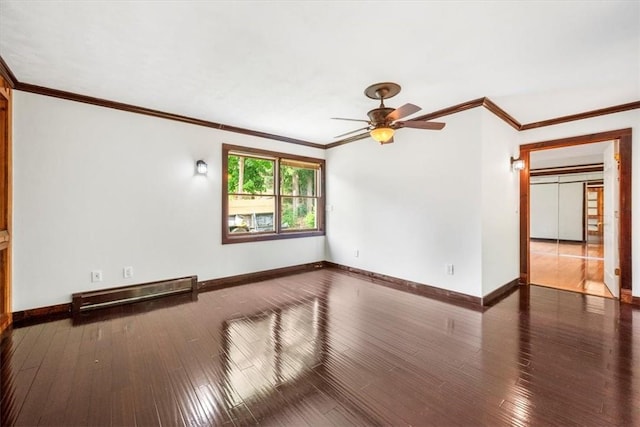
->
<box><xmin>1</xmin><ymin>268</ymin><xmax>637</xmax><ymax>426</ymax></box>
<box><xmin>530</xmin><ymin>240</ymin><xmax>612</xmax><ymax>298</ymax></box>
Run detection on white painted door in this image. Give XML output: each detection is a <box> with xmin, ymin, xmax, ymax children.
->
<box><xmin>603</xmin><ymin>141</ymin><xmax>619</xmax><ymax>298</ymax></box>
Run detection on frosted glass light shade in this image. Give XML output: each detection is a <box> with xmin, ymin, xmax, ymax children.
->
<box><xmin>196</xmin><ymin>160</ymin><xmax>208</xmax><ymax>175</ymax></box>
<box><xmin>511</xmin><ymin>158</ymin><xmax>525</xmax><ymax>171</ymax></box>
<box><xmin>370</xmin><ymin>127</ymin><xmax>394</xmax><ymax>143</ymax></box>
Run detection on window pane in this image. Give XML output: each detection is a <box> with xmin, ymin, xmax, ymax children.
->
<box><xmin>280</xmin><ymin>165</ymin><xmax>317</xmax><ymax>197</ymax></box>
<box><xmin>223</xmin><ymin>144</ymin><xmax>325</xmax><ymax>243</ymax></box>
<box><xmin>228</xmin><ymin>196</ymin><xmax>275</xmax><ymax>233</ymax></box>
<box><xmin>228</xmin><ymin>155</ymin><xmax>275</xmax><ymax>195</ymax></box>
<box><xmin>281</xmin><ymin>197</ymin><xmax>317</xmax><ymax>230</ymax></box>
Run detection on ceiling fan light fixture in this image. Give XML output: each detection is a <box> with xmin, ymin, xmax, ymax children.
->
<box><xmin>332</xmin><ymin>82</ymin><xmax>444</xmax><ymax>144</ymax></box>
<box><xmin>370</xmin><ymin>127</ymin><xmax>394</xmax><ymax>143</ymax></box>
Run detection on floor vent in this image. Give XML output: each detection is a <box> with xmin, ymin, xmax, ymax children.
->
<box><xmin>72</xmin><ymin>275</ymin><xmax>198</xmax><ymax>315</ymax></box>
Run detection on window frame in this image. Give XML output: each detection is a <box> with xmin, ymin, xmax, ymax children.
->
<box><xmin>222</xmin><ymin>144</ymin><xmax>325</xmax><ymax>244</ymax></box>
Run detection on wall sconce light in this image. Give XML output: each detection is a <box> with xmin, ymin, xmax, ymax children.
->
<box><xmin>196</xmin><ymin>160</ymin><xmax>208</xmax><ymax>175</ymax></box>
<box><xmin>510</xmin><ymin>156</ymin><xmax>525</xmax><ymax>171</ymax></box>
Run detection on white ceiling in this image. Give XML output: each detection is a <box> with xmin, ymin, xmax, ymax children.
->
<box><xmin>1</xmin><ymin>1</ymin><xmax>638</xmax><ymax>144</ymax></box>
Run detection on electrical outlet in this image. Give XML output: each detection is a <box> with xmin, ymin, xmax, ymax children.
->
<box><xmin>123</xmin><ymin>266</ymin><xmax>134</xmax><ymax>279</ymax></box>
<box><xmin>354</xmin><ymin>249</ymin><xmax>359</xmax><ymax>258</ymax></box>
<box><xmin>446</xmin><ymin>264</ymin><xmax>454</xmax><ymax>275</ymax></box>
<box><xmin>91</xmin><ymin>270</ymin><xmax>103</xmax><ymax>283</ymax></box>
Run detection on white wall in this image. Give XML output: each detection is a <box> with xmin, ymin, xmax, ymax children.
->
<box><xmin>326</xmin><ymin>108</ymin><xmax>521</xmax><ymax>299</ymax></box>
<box><xmin>479</xmin><ymin>109</ymin><xmax>520</xmax><ymax>295</ymax></box>
<box><xmin>326</xmin><ymin>109</ymin><xmax>485</xmax><ymax>297</ymax></box>
<box><xmin>12</xmin><ymin>91</ymin><xmax>640</xmax><ymax>309</ymax></box>
<box><xmin>12</xmin><ymin>92</ymin><xmax>326</xmax><ymax>310</ymax></box>
<box><xmin>519</xmin><ymin>109</ymin><xmax>640</xmax><ymax>297</ymax></box>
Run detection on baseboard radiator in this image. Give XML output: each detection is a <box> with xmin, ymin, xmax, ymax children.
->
<box><xmin>71</xmin><ymin>275</ymin><xmax>198</xmax><ymax>315</ymax></box>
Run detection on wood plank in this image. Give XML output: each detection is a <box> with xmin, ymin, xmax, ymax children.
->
<box><xmin>14</xmin><ymin>325</ymin><xmax>70</xmax><ymax>426</ymax></box>
<box><xmin>1</xmin><ymin>270</ymin><xmax>638</xmax><ymax>426</ymax></box>
<box><xmin>529</xmin><ymin>240</ymin><xmax>611</xmax><ymax>298</ymax></box>
<box><xmin>37</xmin><ymin>321</ymin><xmax>84</xmax><ymax>424</ymax></box>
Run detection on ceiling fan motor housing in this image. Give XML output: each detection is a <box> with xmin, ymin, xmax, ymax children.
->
<box><xmin>367</xmin><ymin>107</ymin><xmax>395</xmax><ymax>126</ymax></box>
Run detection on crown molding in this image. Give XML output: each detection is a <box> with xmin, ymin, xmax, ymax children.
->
<box><xmin>520</xmin><ymin>101</ymin><xmax>640</xmax><ymax>130</ymax></box>
<box><xmin>325</xmin><ymin>131</ymin><xmax>372</xmax><ymax>149</ymax></box>
<box><xmin>330</xmin><ymin>98</ymin><xmax>639</xmax><ymax>148</ymax></box>
<box><xmin>1</xmin><ymin>54</ymin><xmax>638</xmax><ymax>150</ymax></box>
<box><xmin>482</xmin><ymin>98</ymin><xmax>522</xmax><ymax>130</ymax></box>
<box><xmin>408</xmin><ymin>97</ymin><xmax>485</xmax><ymax>122</ymax></box>
<box><xmin>15</xmin><ymin>82</ymin><xmax>325</xmax><ymax>149</ymax></box>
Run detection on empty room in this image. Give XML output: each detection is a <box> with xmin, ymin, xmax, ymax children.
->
<box><xmin>1</xmin><ymin>1</ymin><xmax>639</xmax><ymax>426</ymax></box>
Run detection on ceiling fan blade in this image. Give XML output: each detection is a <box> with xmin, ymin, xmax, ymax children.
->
<box><xmin>386</xmin><ymin>103</ymin><xmax>421</xmax><ymax>121</ymax></box>
<box><xmin>334</xmin><ymin>126</ymin><xmax>371</xmax><ymax>139</ymax></box>
<box><xmin>395</xmin><ymin>121</ymin><xmax>446</xmax><ymax>130</ymax></box>
<box><xmin>331</xmin><ymin>117</ymin><xmax>370</xmax><ymax>123</ymax></box>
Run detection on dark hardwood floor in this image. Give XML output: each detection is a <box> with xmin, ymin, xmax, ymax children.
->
<box><xmin>1</xmin><ymin>268</ymin><xmax>638</xmax><ymax>426</ymax></box>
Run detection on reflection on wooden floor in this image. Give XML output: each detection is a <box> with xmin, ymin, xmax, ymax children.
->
<box><xmin>530</xmin><ymin>240</ymin><xmax>612</xmax><ymax>298</ymax></box>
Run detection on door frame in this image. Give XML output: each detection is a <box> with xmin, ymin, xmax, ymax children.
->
<box><xmin>519</xmin><ymin>128</ymin><xmax>632</xmax><ymax>300</ymax></box>
<box><xmin>0</xmin><ymin>76</ymin><xmax>11</xmax><ymax>333</ymax></box>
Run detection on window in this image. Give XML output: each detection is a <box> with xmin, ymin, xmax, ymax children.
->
<box><xmin>222</xmin><ymin>144</ymin><xmax>325</xmax><ymax>243</ymax></box>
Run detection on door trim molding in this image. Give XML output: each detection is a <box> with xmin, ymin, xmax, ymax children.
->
<box><xmin>0</xmin><ymin>76</ymin><xmax>12</xmax><ymax>333</ymax></box>
<box><xmin>519</xmin><ymin>128</ymin><xmax>632</xmax><ymax>296</ymax></box>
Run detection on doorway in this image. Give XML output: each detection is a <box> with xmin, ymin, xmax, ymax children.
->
<box><xmin>528</xmin><ymin>142</ymin><xmax>611</xmax><ymax>298</ymax></box>
<box><xmin>519</xmin><ymin>129</ymin><xmax>632</xmax><ymax>301</ymax></box>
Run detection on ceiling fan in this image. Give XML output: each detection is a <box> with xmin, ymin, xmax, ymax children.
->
<box><xmin>332</xmin><ymin>82</ymin><xmax>445</xmax><ymax>144</ymax></box>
